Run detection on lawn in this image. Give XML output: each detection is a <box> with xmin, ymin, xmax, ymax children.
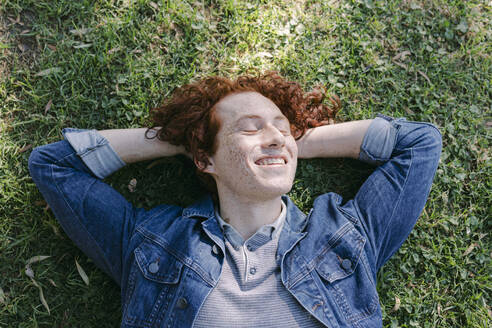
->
<box><xmin>0</xmin><ymin>0</ymin><xmax>490</xmax><ymax>327</ymax></box>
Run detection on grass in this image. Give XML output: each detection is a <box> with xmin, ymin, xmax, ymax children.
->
<box><xmin>0</xmin><ymin>0</ymin><xmax>490</xmax><ymax>326</ymax></box>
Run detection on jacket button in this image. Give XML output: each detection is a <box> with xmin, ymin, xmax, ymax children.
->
<box><xmin>176</xmin><ymin>297</ymin><xmax>188</xmax><ymax>309</ymax></box>
<box><xmin>212</xmin><ymin>244</ymin><xmax>219</xmax><ymax>255</ymax></box>
<box><xmin>148</xmin><ymin>261</ymin><xmax>159</xmax><ymax>274</ymax></box>
<box><xmin>341</xmin><ymin>259</ymin><xmax>352</xmax><ymax>270</ymax></box>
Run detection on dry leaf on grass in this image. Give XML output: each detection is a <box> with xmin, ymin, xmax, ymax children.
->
<box><xmin>27</xmin><ymin>255</ymin><xmax>51</xmax><ymax>265</ymax></box>
<box><xmin>462</xmin><ymin>243</ymin><xmax>478</xmax><ymax>257</ymax></box>
<box><xmin>8</xmin><ymin>15</ymin><xmax>22</xmax><ymax>25</ymax></box>
<box><xmin>392</xmin><ymin>51</ymin><xmax>411</xmax><ymax>70</ymax></box>
<box><xmin>404</xmin><ymin>107</ymin><xmax>415</xmax><ymax>115</ymax></box>
<box><xmin>418</xmin><ymin>70</ymin><xmax>431</xmax><ymax>84</ymax></box>
<box><xmin>18</xmin><ymin>144</ymin><xmax>33</xmax><ymax>153</ymax></box>
<box><xmin>18</xmin><ymin>43</ymin><xmax>28</xmax><ymax>52</ymax></box>
<box><xmin>392</xmin><ymin>50</ymin><xmax>411</xmax><ymax>61</ymax></box>
<box><xmin>35</xmin><ymin>67</ymin><xmax>62</xmax><ymax>77</ymax></box>
<box><xmin>44</xmin><ymin>99</ymin><xmax>52</xmax><ymax>115</ymax></box>
<box><xmin>391</xmin><ymin>296</ymin><xmax>401</xmax><ymax>312</ymax></box>
<box><xmin>25</xmin><ymin>266</ymin><xmax>35</xmax><ymax>278</ymax></box>
<box><xmin>128</xmin><ymin>178</ymin><xmax>137</xmax><ymax>192</ymax></box>
<box><xmin>255</xmin><ymin>51</ymin><xmax>273</xmax><ymax>58</ymax></box>
<box><xmin>75</xmin><ymin>259</ymin><xmax>90</xmax><ymax>286</ymax></box>
<box><xmin>25</xmin><ymin>255</ymin><xmax>52</xmax><ymax>279</ymax></box>
<box><xmin>0</xmin><ymin>286</ymin><xmax>6</xmax><ymax>304</ymax></box>
<box><xmin>73</xmin><ymin>43</ymin><xmax>92</xmax><ymax>49</ymax></box>
<box><xmin>108</xmin><ymin>47</ymin><xmax>121</xmax><ymax>54</ymax></box>
<box><xmin>31</xmin><ymin>278</ymin><xmax>50</xmax><ymax>314</ymax></box>
<box><xmin>392</xmin><ymin>60</ymin><xmax>408</xmax><ymax>70</ymax></box>
<box><xmin>69</xmin><ymin>28</ymin><xmax>93</xmax><ymax>36</ymax></box>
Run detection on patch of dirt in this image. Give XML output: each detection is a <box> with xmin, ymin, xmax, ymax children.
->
<box><xmin>0</xmin><ymin>8</ymin><xmax>41</xmax><ymax>80</ymax></box>
<box><xmin>0</xmin><ymin>14</ymin><xmax>12</xmax><ymax>81</ymax></box>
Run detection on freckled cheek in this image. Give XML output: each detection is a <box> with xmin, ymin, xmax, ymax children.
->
<box><xmin>223</xmin><ymin>139</ymin><xmax>250</xmax><ymax>169</ymax></box>
<box><xmin>231</xmin><ymin>149</ymin><xmax>251</xmax><ymax>173</ymax></box>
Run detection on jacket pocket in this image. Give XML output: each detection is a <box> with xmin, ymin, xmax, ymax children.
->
<box><xmin>314</xmin><ymin>227</ymin><xmax>379</xmax><ymax>324</ymax></box>
<box><xmin>123</xmin><ymin>240</ymin><xmax>184</xmax><ymax>327</ymax></box>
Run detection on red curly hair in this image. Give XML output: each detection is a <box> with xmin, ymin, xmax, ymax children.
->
<box><xmin>145</xmin><ymin>71</ymin><xmax>340</xmax><ymax>194</ymax></box>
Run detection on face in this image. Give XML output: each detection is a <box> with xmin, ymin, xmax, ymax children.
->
<box><xmin>202</xmin><ymin>91</ymin><xmax>298</xmax><ymax>201</ymax></box>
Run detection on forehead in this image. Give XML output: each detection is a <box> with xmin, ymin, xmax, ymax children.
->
<box><xmin>214</xmin><ymin>91</ymin><xmax>285</xmax><ymax>124</ymax></box>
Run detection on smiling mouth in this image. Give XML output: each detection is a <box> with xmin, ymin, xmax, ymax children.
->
<box><xmin>255</xmin><ymin>157</ymin><xmax>286</xmax><ymax>165</ymax></box>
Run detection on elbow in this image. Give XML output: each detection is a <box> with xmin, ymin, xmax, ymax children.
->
<box><xmin>423</xmin><ymin>124</ymin><xmax>443</xmax><ymax>154</ymax></box>
<box><xmin>28</xmin><ymin>143</ymin><xmax>60</xmax><ymax>182</ymax></box>
<box><xmin>28</xmin><ymin>146</ymin><xmax>46</xmax><ymax>183</ymax></box>
<box><xmin>412</xmin><ymin>123</ymin><xmax>443</xmax><ymax>165</ymax></box>
<box><xmin>403</xmin><ymin>122</ymin><xmax>442</xmax><ymax>150</ymax></box>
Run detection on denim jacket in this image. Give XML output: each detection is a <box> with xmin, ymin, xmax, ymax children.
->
<box><xmin>28</xmin><ymin>115</ymin><xmax>442</xmax><ymax>328</ymax></box>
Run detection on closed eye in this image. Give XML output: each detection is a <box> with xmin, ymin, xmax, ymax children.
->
<box><xmin>242</xmin><ymin>127</ymin><xmax>290</xmax><ymax>135</ymax></box>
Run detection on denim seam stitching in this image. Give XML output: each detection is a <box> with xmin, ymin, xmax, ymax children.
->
<box><xmin>334</xmin><ymin>194</ymin><xmax>359</xmax><ymax>225</ymax></box>
<box><xmin>122</xmin><ymin>264</ymin><xmax>138</xmax><ymax>324</ymax></box>
<box><xmin>137</xmin><ymin>230</ymin><xmax>215</xmax><ymax>287</ymax></box>
<box><xmin>288</xmin><ymin>265</ymin><xmax>312</xmax><ymax>289</ymax></box>
<box><xmin>376</xmin><ymin>148</ymin><xmax>413</xmax><ymax>269</ymax></box>
<box><xmin>282</xmin><ymin>232</ymin><xmax>308</xmax><ymax>288</ymax></box>
<box><xmin>135</xmin><ymin>206</ymin><xmax>177</xmax><ymax>231</ymax></box>
<box><xmin>51</xmin><ymin>154</ymin><xmax>118</xmax><ymax>282</ymax></box>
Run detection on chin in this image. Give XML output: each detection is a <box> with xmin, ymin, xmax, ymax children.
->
<box><xmin>254</xmin><ymin>182</ymin><xmax>293</xmax><ymax>199</ymax></box>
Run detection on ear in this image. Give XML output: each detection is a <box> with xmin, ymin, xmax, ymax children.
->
<box><xmin>194</xmin><ymin>155</ymin><xmax>216</xmax><ymax>175</ymax></box>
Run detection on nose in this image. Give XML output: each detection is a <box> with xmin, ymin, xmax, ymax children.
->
<box><xmin>263</xmin><ymin>124</ymin><xmax>285</xmax><ymax>148</ymax></box>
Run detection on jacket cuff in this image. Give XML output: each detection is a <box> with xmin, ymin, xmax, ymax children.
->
<box><xmin>358</xmin><ymin>114</ymin><xmax>403</xmax><ymax>166</ymax></box>
<box><xmin>62</xmin><ymin>128</ymin><xmax>126</xmax><ymax>179</ymax></box>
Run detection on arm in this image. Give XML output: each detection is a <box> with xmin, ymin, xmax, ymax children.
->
<box><xmin>28</xmin><ymin>127</ymin><xmax>181</xmax><ymax>284</ymax></box>
<box><xmin>343</xmin><ymin>116</ymin><xmax>442</xmax><ymax>271</ymax></box>
<box><xmin>296</xmin><ymin>120</ymin><xmax>373</xmax><ymax>159</ymax></box>
<box><xmin>98</xmin><ymin>127</ymin><xmax>185</xmax><ymax>164</ymax></box>
<box><xmin>299</xmin><ymin>115</ymin><xmax>442</xmax><ymax>272</ymax></box>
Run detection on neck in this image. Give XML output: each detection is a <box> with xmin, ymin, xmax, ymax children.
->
<box><xmin>216</xmin><ymin>191</ymin><xmax>283</xmax><ymax>241</ymax></box>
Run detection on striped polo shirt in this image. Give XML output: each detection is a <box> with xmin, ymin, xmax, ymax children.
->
<box><xmin>193</xmin><ymin>200</ymin><xmax>324</xmax><ymax>327</ymax></box>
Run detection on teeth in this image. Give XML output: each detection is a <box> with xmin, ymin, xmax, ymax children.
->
<box><xmin>256</xmin><ymin>158</ymin><xmax>285</xmax><ymax>165</ymax></box>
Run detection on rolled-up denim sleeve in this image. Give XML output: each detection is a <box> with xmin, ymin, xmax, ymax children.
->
<box><xmin>342</xmin><ymin>115</ymin><xmax>442</xmax><ymax>272</ymax></box>
<box><xmin>62</xmin><ymin>128</ymin><xmax>126</xmax><ymax>179</ymax></box>
<box><xmin>358</xmin><ymin>114</ymin><xmax>402</xmax><ymax>166</ymax></box>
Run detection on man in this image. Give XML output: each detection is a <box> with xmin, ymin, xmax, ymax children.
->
<box><xmin>28</xmin><ymin>72</ymin><xmax>442</xmax><ymax>327</ymax></box>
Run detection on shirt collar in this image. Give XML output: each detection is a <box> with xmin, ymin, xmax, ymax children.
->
<box><xmin>215</xmin><ymin>200</ymin><xmax>286</xmax><ymax>250</ymax></box>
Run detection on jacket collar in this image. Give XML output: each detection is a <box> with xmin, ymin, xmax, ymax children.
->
<box><xmin>182</xmin><ymin>194</ymin><xmax>216</xmax><ymax>219</ymax></box>
<box><xmin>277</xmin><ymin>195</ymin><xmax>309</xmax><ymax>261</ymax></box>
<box><xmin>182</xmin><ymin>194</ymin><xmax>225</xmax><ymax>254</ymax></box>
<box><xmin>182</xmin><ymin>194</ymin><xmax>309</xmax><ymax>257</ymax></box>
<box><xmin>183</xmin><ymin>194</ymin><xmax>307</xmax><ymax>225</ymax></box>
<box><xmin>281</xmin><ymin>195</ymin><xmax>309</xmax><ymax>233</ymax></box>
